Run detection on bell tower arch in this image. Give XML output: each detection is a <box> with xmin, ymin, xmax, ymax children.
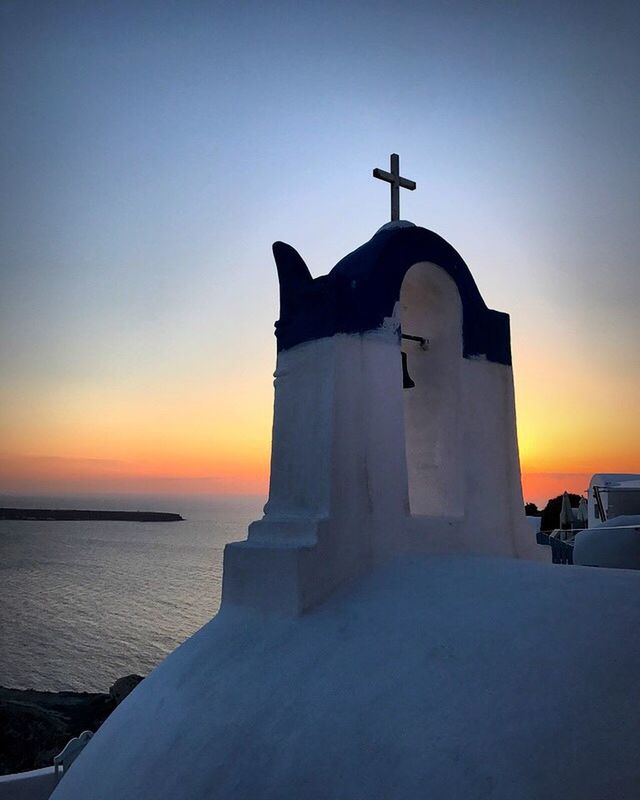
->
<box><xmin>400</xmin><ymin>262</ymin><xmax>463</xmax><ymax>517</ymax></box>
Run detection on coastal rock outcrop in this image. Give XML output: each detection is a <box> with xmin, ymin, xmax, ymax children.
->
<box><xmin>109</xmin><ymin>674</ymin><xmax>143</xmax><ymax>706</ymax></box>
<box><xmin>0</xmin><ymin>676</ymin><xmax>143</xmax><ymax>775</ymax></box>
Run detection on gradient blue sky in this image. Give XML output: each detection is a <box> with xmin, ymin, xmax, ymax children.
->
<box><xmin>1</xmin><ymin>0</ymin><xmax>639</xmax><ymax>504</ymax></box>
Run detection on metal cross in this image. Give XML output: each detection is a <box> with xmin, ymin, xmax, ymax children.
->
<box><xmin>373</xmin><ymin>153</ymin><xmax>416</xmax><ymax>222</ymax></box>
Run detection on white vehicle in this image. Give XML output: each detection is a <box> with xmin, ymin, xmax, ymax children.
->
<box><xmin>574</xmin><ymin>474</ymin><xmax>640</xmax><ymax>569</ymax></box>
<box><xmin>586</xmin><ymin>473</ymin><xmax>640</xmax><ymax>528</ymax></box>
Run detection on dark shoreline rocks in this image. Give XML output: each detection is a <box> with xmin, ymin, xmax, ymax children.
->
<box><xmin>0</xmin><ymin>508</ymin><xmax>183</xmax><ymax>522</ymax></box>
<box><xmin>0</xmin><ymin>675</ymin><xmax>143</xmax><ymax>775</ymax></box>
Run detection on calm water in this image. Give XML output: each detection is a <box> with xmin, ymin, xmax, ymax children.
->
<box><xmin>0</xmin><ymin>494</ymin><xmax>264</xmax><ymax>692</ymax></box>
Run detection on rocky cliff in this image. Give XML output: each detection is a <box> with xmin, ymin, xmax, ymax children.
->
<box><xmin>0</xmin><ymin>675</ymin><xmax>143</xmax><ymax>775</ymax></box>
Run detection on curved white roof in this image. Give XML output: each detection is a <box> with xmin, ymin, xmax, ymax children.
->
<box><xmin>52</xmin><ymin>555</ymin><xmax>640</xmax><ymax>800</ymax></box>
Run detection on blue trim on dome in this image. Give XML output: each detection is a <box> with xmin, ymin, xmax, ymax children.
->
<box><xmin>273</xmin><ymin>225</ymin><xmax>512</xmax><ymax>366</ymax></box>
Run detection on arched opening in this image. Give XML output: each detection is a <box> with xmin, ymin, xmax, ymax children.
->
<box><xmin>400</xmin><ymin>262</ymin><xmax>464</xmax><ymax>517</ymax></box>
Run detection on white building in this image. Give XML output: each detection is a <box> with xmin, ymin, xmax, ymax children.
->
<box><xmin>573</xmin><ymin>473</ymin><xmax>640</xmax><ymax>569</ymax></box>
<box><xmin>44</xmin><ymin>221</ymin><xmax>640</xmax><ymax>800</ymax></box>
<box><xmin>586</xmin><ymin>473</ymin><xmax>640</xmax><ymax>529</ymax></box>
<box><xmin>224</xmin><ymin>220</ymin><xmax>544</xmax><ymax>615</ymax></box>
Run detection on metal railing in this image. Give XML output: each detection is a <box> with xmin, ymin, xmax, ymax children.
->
<box><xmin>536</xmin><ymin>531</ymin><xmax>574</xmax><ymax>564</ymax></box>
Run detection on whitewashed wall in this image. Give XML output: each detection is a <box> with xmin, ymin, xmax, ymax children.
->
<box><xmin>223</xmin><ymin>260</ymin><xmax>545</xmax><ymax>614</ymax></box>
<box><xmin>0</xmin><ymin>767</ymin><xmax>56</xmax><ymax>800</ymax></box>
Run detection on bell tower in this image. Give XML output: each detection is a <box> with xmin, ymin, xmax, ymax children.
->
<box><xmin>222</xmin><ymin>219</ymin><xmax>546</xmax><ymax>616</ymax></box>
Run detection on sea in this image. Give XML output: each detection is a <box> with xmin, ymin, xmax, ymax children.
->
<box><xmin>0</xmin><ymin>493</ymin><xmax>265</xmax><ymax>692</ymax></box>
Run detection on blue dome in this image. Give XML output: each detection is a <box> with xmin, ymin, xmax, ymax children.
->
<box><xmin>272</xmin><ymin>224</ymin><xmax>511</xmax><ymax>364</ymax></box>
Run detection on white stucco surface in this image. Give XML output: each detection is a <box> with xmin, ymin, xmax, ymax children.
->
<box><xmin>0</xmin><ymin>767</ymin><xmax>56</xmax><ymax>800</ymax></box>
<box><xmin>401</xmin><ymin>263</ymin><xmax>463</xmax><ymax>516</ymax></box>
<box><xmin>574</xmin><ymin>525</ymin><xmax>640</xmax><ymax>569</ymax></box>
<box><xmin>224</xmin><ymin>255</ymin><xmax>545</xmax><ymax>615</ymax></box>
<box><xmin>525</xmin><ymin>515</ymin><xmax>542</xmax><ymax>533</ymax></box>
<box><xmin>51</xmin><ymin>556</ymin><xmax>640</xmax><ymax>800</ymax></box>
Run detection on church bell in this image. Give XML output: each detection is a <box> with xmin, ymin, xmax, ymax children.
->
<box><xmin>401</xmin><ymin>351</ymin><xmax>415</xmax><ymax>389</ymax></box>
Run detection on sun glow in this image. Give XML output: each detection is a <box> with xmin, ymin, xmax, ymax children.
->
<box><xmin>2</xmin><ymin>339</ymin><xmax>638</xmax><ymax>506</ymax></box>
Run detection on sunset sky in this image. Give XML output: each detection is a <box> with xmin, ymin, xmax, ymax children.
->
<box><xmin>1</xmin><ymin>1</ymin><xmax>638</xmax><ymax>507</ymax></box>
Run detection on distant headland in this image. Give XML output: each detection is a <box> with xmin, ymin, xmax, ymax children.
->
<box><xmin>0</xmin><ymin>509</ymin><xmax>184</xmax><ymax>522</ymax></box>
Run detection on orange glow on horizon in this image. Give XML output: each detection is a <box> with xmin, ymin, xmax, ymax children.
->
<box><xmin>0</xmin><ymin>452</ymin><xmax>270</xmax><ymax>496</ymax></box>
<box><xmin>1</xmin><ymin>332</ymin><xmax>637</xmax><ymax>507</ymax></box>
<box><xmin>3</xmin><ymin>455</ymin><xmax>633</xmax><ymax>508</ymax></box>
